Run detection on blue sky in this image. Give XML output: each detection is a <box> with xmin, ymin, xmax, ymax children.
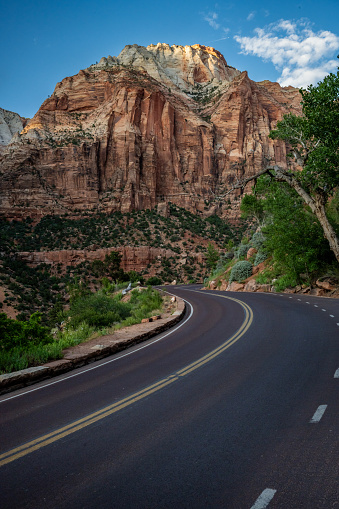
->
<box><xmin>1</xmin><ymin>0</ymin><xmax>338</xmax><ymax>118</ymax></box>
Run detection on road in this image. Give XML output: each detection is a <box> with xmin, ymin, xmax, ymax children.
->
<box><xmin>1</xmin><ymin>286</ymin><xmax>339</xmax><ymax>508</ymax></box>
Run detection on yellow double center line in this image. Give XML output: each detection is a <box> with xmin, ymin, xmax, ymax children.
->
<box><xmin>0</xmin><ymin>293</ymin><xmax>253</xmax><ymax>467</ymax></box>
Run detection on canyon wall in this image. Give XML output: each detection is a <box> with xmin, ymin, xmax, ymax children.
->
<box><xmin>0</xmin><ymin>107</ymin><xmax>27</xmax><ymax>147</ymax></box>
<box><xmin>0</xmin><ymin>43</ymin><xmax>302</xmax><ymax>221</ymax></box>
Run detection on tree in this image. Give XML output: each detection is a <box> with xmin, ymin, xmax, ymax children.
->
<box><xmin>104</xmin><ymin>251</ymin><xmax>125</xmax><ymax>282</ymax></box>
<box><xmin>240</xmin><ymin>194</ymin><xmax>265</xmax><ymax>226</ymax></box>
<box><xmin>226</xmin><ymin>62</ymin><xmax>339</xmax><ymax>262</ymax></box>
<box><xmin>206</xmin><ymin>242</ymin><xmax>220</xmax><ymax>270</ymax></box>
<box><xmin>250</xmin><ymin>177</ymin><xmax>334</xmax><ymax>281</ymax></box>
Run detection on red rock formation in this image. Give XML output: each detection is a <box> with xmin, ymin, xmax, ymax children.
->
<box><xmin>0</xmin><ymin>44</ymin><xmax>302</xmax><ymax>221</ymax></box>
<box><xmin>17</xmin><ymin>246</ymin><xmax>177</xmax><ymax>272</ymax></box>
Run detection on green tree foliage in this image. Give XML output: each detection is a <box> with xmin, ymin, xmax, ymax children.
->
<box><xmin>245</xmin><ymin>177</ymin><xmax>335</xmax><ymax>282</ymax></box>
<box><xmin>67</xmin><ymin>277</ymin><xmax>90</xmax><ymax>304</ymax></box>
<box><xmin>103</xmin><ymin>252</ymin><xmax>125</xmax><ymax>282</ymax></box>
<box><xmin>240</xmin><ymin>194</ymin><xmax>265</xmax><ymax>226</ymax></box>
<box><xmin>146</xmin><ymin>276</ymin><xmax>163</xmax><ymax>286</ymax></box>
<box><xmin>68</xmin><ymin>293</ymin><xmax>132</xmax><ymax>328</ymax></box>
<box><xmin>231</xmin><ymin>63</ymin><xmax>339</xmax><ymax>262</ymax></box>
<box><xmin>268</xmin><ymin>64</ymin><xmax>339</xmax><ymax>261</ymax></box>
<box><xmin>0</xmin><ymin>312</ymin><xmax>52</xmax><ymax>351</ymax></box>
<box><xmin>206</xmin><ymin>242</ymin><xmax>220</xmax><ymax>269</ymax></box>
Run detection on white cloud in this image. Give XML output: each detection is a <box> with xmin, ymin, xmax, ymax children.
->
<box><xmin>234</xmin><ymin>19</ymin><xmax>339</xmax><ymax>87</ymax></box>
<box><xmin>247</xmin><ymin>11</ymin><xmax>255</xmax><ymax>21</ymax></box>
<box><xmin>204</xmin><ymin>12</ymin><xmax>220</xmax><ymax>30</ymax></box>
<box><xmin>278</xmin><ymin>59</ymin><xmax>338</xmax><ymax>88</ymax></box>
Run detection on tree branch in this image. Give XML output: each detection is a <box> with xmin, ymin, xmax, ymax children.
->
<box><xmin>214</xmin><ymin>166</ymin><xmax>277</xmax><ymax>198</ymax></box>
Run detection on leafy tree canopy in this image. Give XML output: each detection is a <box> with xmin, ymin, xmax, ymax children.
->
<box><xmin>230</xmin><ymin>61</ymin><xmax>339</xmax><ymax>262</ymax></box>
<box><xmin>269</xmin><ymin>64</ymin><xmax>339</xmax><ymax>194</ymax></box>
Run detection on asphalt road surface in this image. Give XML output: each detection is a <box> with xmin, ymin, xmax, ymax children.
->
<box><xmin>1</xmin><ymin>286</ymin><xmax>339</xmax><ymax>508</ymax></box>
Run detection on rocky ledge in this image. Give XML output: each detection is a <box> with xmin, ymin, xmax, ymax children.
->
<box><xmin>207</xmin><ymin>276</ymin><xmax>339</xmax><ymax>298</ymax></box>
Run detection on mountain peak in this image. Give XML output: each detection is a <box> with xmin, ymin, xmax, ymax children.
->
<box><xmin>88</xmin><ymin>43</ymin><xmax>240</xmax><ymax>93</ymax></box>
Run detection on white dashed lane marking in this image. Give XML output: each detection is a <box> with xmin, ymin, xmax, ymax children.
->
<box><xmin>310</xmin><ymin>405</ymin><xmax>327</xmax><ymax>423</ymax></box>
<box><xmin>250</xmin><ymin>489</ymin><xmax>277</xmax><ymax>509</ymax></box>
<box><xmin>334</xmin><ymin>369</ymin><xmax>339</xmax><ymax>378</ymax></box>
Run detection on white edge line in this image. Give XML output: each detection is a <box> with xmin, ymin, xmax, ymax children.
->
<box><xmin>0</xmin><ymin>291</ymin><xmax>194</xmax><ymax>404</ymax></box>
<box><xmin>310</xmin><ymin>404</ymin><xmax>327</xmax><ymax>423</ymax></box>
<box><xmin>250</xmin><ymin>488</ymin><xmax>277</xmax><ymax>508</ymax></box>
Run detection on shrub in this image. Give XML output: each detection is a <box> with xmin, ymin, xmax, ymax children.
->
<box><xmin>254</xmin><ymin>250</ymin><xmax>268</xmax><ymax>266</ymax></box>
<box><xmin>273</xmin><ymin>274</ymin><xmax>299</xmax><ymax>292</ymax></box>
<box><xmin>234</xmin><ymin>244</ymin><xmax>249</xmax><ymax>259</ymax></box>
<box><xmin>229</xmin><ymin>261</ymin><xmax>253</xmax><ymax>283</ymax></box>
<box><xmin>0</xmin><ymin>312</ymin><xmax>53</xmax><ymax>351</ymax></box>
<box><xmin>68</xmin><ymin>293</ymin><xmax>132</xmax><ymax>328</ymax></box>
<box><xmin>146</xmin><ymin>276</ymin><xmax>163</xmax><ymax>285</ymax></box>
<box><xmin>251</xmin><ymin>231</ymin><xmax>265</xmax><ymax>249</ymax></box>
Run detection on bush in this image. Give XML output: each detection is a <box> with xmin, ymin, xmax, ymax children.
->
<box><xmin>234</xmin><ymin>244</ymin><xmax>249</xmax><ymax>259</ymax></box>
<box><xmin>273</xmin><ymin>274</ymin><xmax>299</xmax><ymax>292</ymax></box>
<box><xmin>254</xmin><ymin>250</ymin><xmax>268</xmax><ymax>266</ymax></box>
<box><xmin>251</xmin><ymin>231</ymin><xmax>265</xmax><ymax>249</ymax></box>
<box><xmin>229</xmin><ymin>261</ymin><xmax>253</xmax><ymax>283</ymax></box>
<box><xmin>68</xmin><ymin>293</ymin><xmax>132</xmax><ymax>328</ymax></box>
<box><xmin>0</xmin><ymin>312</ymin><xmax>53</xmax><ymax>351</ymax></box>
<box><xmin>146</xmin><ymin>276</ymin><xmax>163</xmax><ymax>285</ymax></box>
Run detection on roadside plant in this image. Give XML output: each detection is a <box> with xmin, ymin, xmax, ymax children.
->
<box><xmin>229</xmin><ymin>261</ymin><xmax>253</xmax><ymax>283</ymax></box>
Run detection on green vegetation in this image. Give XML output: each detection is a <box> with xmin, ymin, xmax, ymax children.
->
<box><xmin>213</xmin><ymin>66</ymin><xmax>339</xmax><ymax>291</ymax></box>
<box><xmin>239</xmin><ymin>176</ymin><xmax>337</xmax><ymax>290</ymax></box>
<box><xmin>46</xmin><ymin>124</ymin><xmax>94</xmax><ymax>148</ymax></box>
<box><xmin>189</xmin><ymin>83</ymin><xmax>221</xmax><ymax>106</ymax></box>
<box><xmin>0</xmin><ymin>205</ymin><xmax>240</xmax><ymax>254</ymax></box>
<box><xmin>0</xmin><ymin>203</ymin><xmax>244</xmax><ymax>373</ymax></box>
<box><xmin>241</xmin><ymin>62</ymin><xmax>339</xmax><ymax>262</ymax></box>
<box><xmin>229</xmin><ymin>261</ymin><xmax>253</xmax><ymax>283</ymax></box>
<box><xmin>0</xmin><ymin>312</ymin><xmax>52</xmax><ymax>352</ymax></box>
<box><xmin>206</xmin><ymin>242</ymin><xmax>219</xmax><ymax>270</ymax></box>
<box><xmin>0</xmin><ymin>286</ymin><xmax>163</xmax><ymax>374</ymax></box>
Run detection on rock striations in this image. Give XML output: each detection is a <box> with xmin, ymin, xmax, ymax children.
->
<box><xmin>0</xmin><ymin>43</ymin><xmax>302</xmax><ymax>220</ymax></box>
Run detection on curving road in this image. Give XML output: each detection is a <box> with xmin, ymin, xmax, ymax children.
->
<box><xmin>1</xmin><ymin>286</ymin><xmax>339</xmax><ymax>508</ymax></box>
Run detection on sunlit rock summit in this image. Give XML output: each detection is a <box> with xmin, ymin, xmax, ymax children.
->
<box><xmin>0</xmin><ymin>43</ymin><xmax>302</xmax><ymax>220</ymax></box>
<box><xmin>0</xmin><ymin>108</ymin><xmax>26</xmax><ymax>147</ymax></box>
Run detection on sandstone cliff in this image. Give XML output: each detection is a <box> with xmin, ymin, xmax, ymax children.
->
<box><xmin>0</xmin><ymin>43</ymin><xmax>302</xmax><ymax>220</ymax></box>
<box><xmin>0</xmin><ymin>108</ymin><xmax>27</xmax><ymax>147</ymax></box>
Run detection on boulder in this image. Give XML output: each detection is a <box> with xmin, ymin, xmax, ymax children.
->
<box><xmin>244</xmin><ymin>279</ymin><xmax>258</xmax><ymax>292</ymax></box>
<box><xmin>226</xmin><ymin>282</ymin><xmax>244</xmax><ymax>292</ymax></box>
<box><xmin>256</xmin><ymin>284</ymin><xmax>271</xmax><ymax>293</ymax></box>
<box><xmin>246</xmin><ymin>247</ymin><xmax>257</xmax><ymax>260</ymax></box>
<box><xmin>316</xmin><ymin>279</ymin><xmax>336</xmax><ymax>291</ymax></box>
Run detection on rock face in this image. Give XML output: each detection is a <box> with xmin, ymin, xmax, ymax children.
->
<box><xmin>0</xmin><ymin>108</ymin><xmax>27</xmax><ymax>147</ymax></box>
<box><xmin>0</xmin><ymin>43</ymin><xmax>302</xmax><ymax>220</ymax></box>
<box><xmin>17</xmin><ymin>246</ymin><xmax>177</xmax><ymax>273</ymax></box>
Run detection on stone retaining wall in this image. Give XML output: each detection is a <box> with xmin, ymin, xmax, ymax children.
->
<box><xmin>0</xmin><ymin>297</ymin><xmax>185</xmax><ymax>395</ymax></box>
